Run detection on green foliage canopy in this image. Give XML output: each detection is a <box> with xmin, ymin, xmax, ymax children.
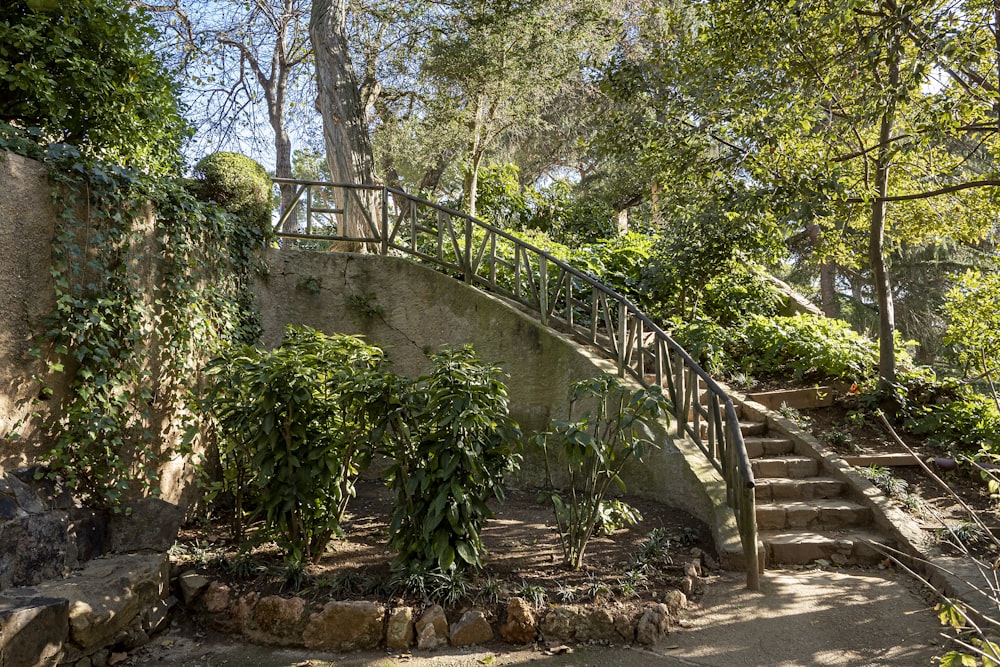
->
<box><xmin>0</xmin><ymin>0</ymin><xmax>189</xmax><ymax>173</ymax></box>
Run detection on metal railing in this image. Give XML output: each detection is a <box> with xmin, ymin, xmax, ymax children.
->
<box><xmin>272</xmin><ymin>178</ymin><xmax>760</xmax><ymax>590</ymax></box>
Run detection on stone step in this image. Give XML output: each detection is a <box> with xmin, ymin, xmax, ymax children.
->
<box><xmin>746</xmin><ymin>386</ymin><xmax>838</xmax><ymax>411</ymax></box>
<box><xmin>754</xmin><ymin>477</ymin><xmax>846</xmax><ymax>502</ymax></box>
<box><xmin>0</xmin><ymin>596</ymin><xmax>69</xmax><ymax>666</ymax></box>
<box><xmin>744</xmin><ymin>437</ymin><xmax>795</xmax><ymax>458</ymax></box>
<box><xmin>760</xmin><ymin>529</ymin><xmax>888</xmax><ymax>566</ymax></box>
<box><xmin>841</xmin><ymin>453</ymin><xmax>920</xmax><ymax>467</ymax></box>
<box><xmin>697</xmin><ymin>420</ymin><xmax>767</xmax><ymax>439</ymax></box>
<box><xmin>752</xmin><ymin>456</ymin><xmax>819</xmax><ymax>479</ymax></box>
<box><xmin>756</xmin><ymin>499</ymin><xmax>871</xmax><ymax>531</ymax></box>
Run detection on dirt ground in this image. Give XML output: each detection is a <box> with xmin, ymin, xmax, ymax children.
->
<box><xmin>126</xmin><ymin>394</ymin><xmax>985</xmax><ymax>667</ymax></box>
<box><xmin>138</xmin><ymin>473</ymin><xmax>955</xmax><ymax>667</ymax></box>
<box><xmin>172</xmin><ymin>479</ymin><xmax>715</xmax><ymax>609</ymax></box>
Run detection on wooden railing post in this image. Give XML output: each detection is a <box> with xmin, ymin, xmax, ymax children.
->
<box><xmin>538</xmin><ymin>257</ymin><xmax>548</xmax><ymax>326</ymax></box>
<box><xmin>617</xmin><ymin>303</ymin><xmax>627</xmax><ymax>377</ymax></box>
<box><xmin>380</xmin><ymin>187</ymin><xmax>389</xmax><ymax>256</ymax></box>
<box><xmin>464</xmin><ymin>217</ymin><xmax>473</xmax><ymax>282</ymax></box>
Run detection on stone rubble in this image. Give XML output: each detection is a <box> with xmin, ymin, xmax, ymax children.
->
<box><xmin>0</xmin><ymin>469</ymin><xmax>182</xmax><ymax>667</ymax></box>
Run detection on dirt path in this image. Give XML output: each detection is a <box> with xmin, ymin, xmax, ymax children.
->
<box><xmin>129</xmin><ymin>567</ymin><xmax>945</xmax><ymax>667</ymax></box>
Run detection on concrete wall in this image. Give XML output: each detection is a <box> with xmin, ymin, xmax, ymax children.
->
<box><xmin>0</xmin><ymin>152</ymin><xmax>63</xmax><ymax>470</ymax></box>
<box><xmin>0</xmin><ymin>152</ymin><xmax>198</xmax><ymax>505</ymax></box>
<box><xmin>257</xmin><ymin>249</ymin><xmax>723</xmax><ymax>531</ymax></box>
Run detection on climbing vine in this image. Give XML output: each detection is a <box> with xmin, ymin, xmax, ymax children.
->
<box><xmin>1</xmin><ymin>123</ymin><xmax>263</xmax><ymax>507</ymax></box>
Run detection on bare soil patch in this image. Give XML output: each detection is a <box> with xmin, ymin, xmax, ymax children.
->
<box><xmin>173</xmin><ymin>478</ymin><xmax>716</xmax><ymax>610</ymax></box>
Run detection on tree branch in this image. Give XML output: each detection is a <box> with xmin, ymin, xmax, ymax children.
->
<box><xmin>845</xmin><ymin>178</ymin><xmax>1000</xmax><ymax>203</ymax></box>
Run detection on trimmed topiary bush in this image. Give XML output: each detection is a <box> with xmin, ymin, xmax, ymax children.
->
<box><xmin>193</xmin><ymin>152</ymin><xmax>273</xmax><ymax>241</ymax></box>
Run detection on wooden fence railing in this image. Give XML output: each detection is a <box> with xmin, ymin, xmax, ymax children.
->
<box><xmin>272</xmin><ymin>178</ymin><xmax>760</xmax><ymax>590</ymax></box>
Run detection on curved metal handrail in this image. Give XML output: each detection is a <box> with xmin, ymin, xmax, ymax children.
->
<box><xmin>271</xmin><ymin>177</ymin><xmax>760</xmax><ymax>589</ymax></box>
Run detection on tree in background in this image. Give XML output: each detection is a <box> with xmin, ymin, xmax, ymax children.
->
<box><xmin>140</xmin><ymin>0</ymin><xmax>314</xmax><ymax>222</ymax></box>
<box><xmin>944</xmin><ymin>269</ymin><xmax>1000</xmax><ymax>412</ymax></box>
<box><xmin>589</xmin><ymin>0</ymin><xmax>1000</xmax><ymax>385</ymax></box>
<box><xmin>419</xmin><ymin>0</ymin><xmax>614</xmax><ymax>217</ymax></box>
<box><xmin>0</xmin><ymin>0</ymin><xmax>188</xmax><ymax>173</ymax></box>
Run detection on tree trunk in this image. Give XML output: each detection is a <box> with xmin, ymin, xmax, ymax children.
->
<box><xmin>464</xmin><ymin>148</ymin><xmax>484</xmax><ymax>219</ymax></box>
<box><xmin>870</xmin><ymin>25</ymin><xmax>902</xmax><ymax>388</ymax></box>
<box><xmin>807</xmin><ymin>224</ymin><xmax>839</xmax><ymax>317</ymax></box>
<box><xmin>310</xmin><ymin>0</ymin><xmax>379</xmax><ymax>250</ymax></box>
<box><xmin>267</xmin><ymin>92</ymin><xmax>297</xmax><ymax>235</ymax></box>
<box><xmin>616</xmin><ymin>208</ymin><xmax>629</xmax><ymax>236</ymax></box>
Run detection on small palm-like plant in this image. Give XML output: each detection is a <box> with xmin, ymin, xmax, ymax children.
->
<box><xmin>537</xmin><ymin>374</ymin><xmax>668</xmax><ymax>570</ymax></box>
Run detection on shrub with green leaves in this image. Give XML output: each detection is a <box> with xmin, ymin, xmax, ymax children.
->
<box><xmin>0</xmin><ymin>0</ymin><xmax>188</xmax><ymax>174</ymax></box>
<box><xmin>904</xmin><ymin>390</ymin><xmax>1000</xmax><ymax>458</ymax></box>
<box><xmin>203</xmin><ymin>325</ymin><xmax>387</xmax><ymax>563</ymax></box>
<box><xmin>381</xmin><ymin>346</ymin><xmax>522</xmax><ymax>574</ymax></box>
<box><xmin>728</xmin><ymin>314</ymin><xmax>880</xmax><ymax>381</ymax></box>
<box><xmin>537</xmin><ymin>374</ymin><xmax>668</xmax><ymax>570</ymax></box>
<box><xmin>193</xmin><ymin>152</ymin><xmax>274</xmax><ymax>241</ymax></box>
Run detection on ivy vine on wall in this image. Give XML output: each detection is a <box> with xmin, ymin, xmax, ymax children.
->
<box><xmin>1</xmin><ymin>123</ymin><xmax>264</xmax><ymax>508</ymax></box>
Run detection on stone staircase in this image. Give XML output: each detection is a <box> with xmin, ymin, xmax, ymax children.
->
<box><xmin>696</xmin><ymin>387</ymin><xmax>890</xmax><ymax>567</ymax></box>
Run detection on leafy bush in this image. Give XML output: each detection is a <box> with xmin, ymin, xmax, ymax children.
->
<box><xmin>382</xmin><ymin>347</ymin><xmax>522</xmax><ymax>573</ymax></box>
<box><xmin>537</xmin><ymin>375</ymin><xmax>668</xmax><ymax>570</ymax></box>
<box><xmin>203</xmin><ymin>325</ymin><xmax>387</xmax><ymax>563</ymax></box>
<box><xmin>669</xmin><ymin>317</ymin><xmax>732</xmax><ymax>373</ymax></box>
<box><xmin>194</xmin><ymin>152</ymin><xmax>274</xmax><ymax>241</ymax></box>
<box><xmin>729</xmin><ymin>314</ymin><xmax>880</xmax><ymax>381</ymax></box>
<box><xmin>904</xmin><ymin>391</ymin><xmax>1000</xmax><ymax>458</ymax></box>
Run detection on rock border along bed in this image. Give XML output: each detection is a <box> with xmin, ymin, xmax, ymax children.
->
<box><xmin>177</xmin><ymin>569</ymin><xmax>698</xmax><ymax>652</ymax></box>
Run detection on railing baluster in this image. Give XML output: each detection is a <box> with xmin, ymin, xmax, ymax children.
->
<box><xmin>306</xmin><ymin>185</ymin><xmax>314</xmax><ymax>236</ymax></box>
<box><xmin>617</xmin><ymin>302</ymin><xmax>627</xmax><ymax>377</ymax></box>
<box><xmin>566</xmin><ymin>273</ymin><xmax>574</xmax><ymax>329</ymax></box>
<box><xmin>539</xmin><ymin>257</ymin><xmax>548</xmax><ymax>326</ymax></box>
<box><xmin>464</xmin><ymin>217</ymin><xmax>473</xmax><ymax>282</ymax></box>
<box><xmin>590</xmin><ymin>288</ymin><xmax>599</xmax><ymax>344</ymax></box>
<box><xmin>381</xmin><ymin>187</ymin><xmax>388</xmax><ymax>256</ymax></box>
